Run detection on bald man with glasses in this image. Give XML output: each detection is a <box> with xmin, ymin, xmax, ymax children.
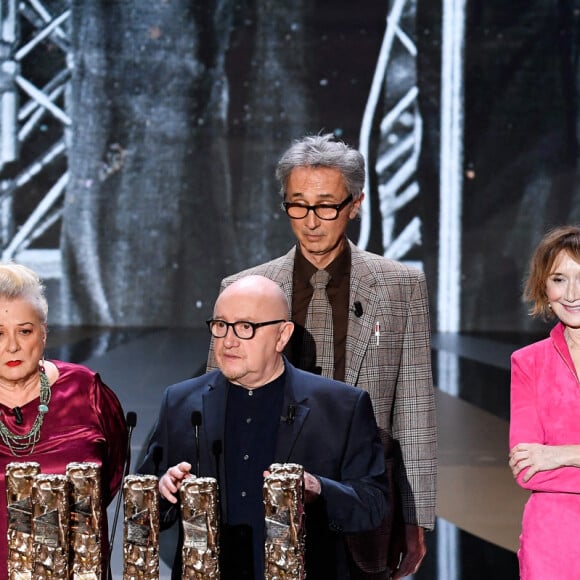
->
<box><xmin>139</xmin><ymin>275</ymin><xmax>388</xmax><ymax>580</ymax></box>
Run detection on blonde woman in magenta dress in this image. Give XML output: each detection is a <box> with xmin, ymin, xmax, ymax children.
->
<box><xmin>510</xmin><ymin>225</ymin><xmax>580</xmax><ymax>579</ymax></box>
<box><xmin>0</xmin><ymin>263</ymin><xmax>127</xmax><ymax>579</ymax></box>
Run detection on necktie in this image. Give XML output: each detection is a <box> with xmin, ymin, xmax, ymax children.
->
<box><xmin>300</xmin><ymin>269</ymin><xmax>334</xmax><ymax>377</ymax></box>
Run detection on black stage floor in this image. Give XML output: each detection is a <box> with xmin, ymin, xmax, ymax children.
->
<box><xmin>45</xmin><ymin>326</ymin><xmax>529</xmax><ymax>579</ymax></box>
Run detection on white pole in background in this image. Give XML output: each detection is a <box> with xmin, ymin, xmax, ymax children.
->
<box><xmin>438</xmin><ymin>0</ymin><xmax>465</xmax><ymax>335</ymax></box>
<box><xmin>438</xmin><ymin>0</ymin><xmax>466</xmax><ymax>577</ymax></box>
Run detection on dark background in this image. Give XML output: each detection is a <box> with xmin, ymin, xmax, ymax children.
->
<box><xmin>2</xmin><ymin>0</ymin><xmax>579</xmax><ymax>335</ymax></box>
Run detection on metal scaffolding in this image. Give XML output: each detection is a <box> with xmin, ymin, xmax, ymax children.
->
<box><xmin>0</xmin><ymin>0</ymin><xmax>70</xmax><ymax>278</ymax></box>
<box><xmin>358</xmin><ymin>0</ymin><xmax>423</xmax><ymax>269</ymax></box>
<box><xmin>0</xmin><ymin>0</ymin><xmax>461</xmax><ymax>318</ymax></box>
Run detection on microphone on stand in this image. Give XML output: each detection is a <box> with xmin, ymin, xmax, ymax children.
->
<box><xmin>107</xmin><ymin>411</ymin><xmax>137</xmax><ymax>580</ymax></box>
<box><xmin>191</xmin><ymin>410</ymin><xmax>202</xmax><ymax>477</ymax></box>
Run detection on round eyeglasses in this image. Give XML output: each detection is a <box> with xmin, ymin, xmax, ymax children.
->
<box><xmin>281</xmin><ymin>194</ymin><xmax>354</xmax><ymax>220</ymax></box>
<box><xmin>206</xmin><ymin>319</ymin><xmax>287</xmax><ymax>340</ymax></box>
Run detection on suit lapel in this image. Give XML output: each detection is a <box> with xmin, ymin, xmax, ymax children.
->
<box><xmin>237</xmin><ymin>243</ymin><xmax>378</xmax><ymax>388</ymax></box>
<box><xmin>345</xmin><ymin>242</ymin><xmax>378</xmax><ymax>386</ymax></box>
<box><xmin>201</xmin><ymin>374</ymin><xmax>228</xmax><ymax>475</ymax></box>
<box><xmin>200</xmin><ymin>373</ymin><xmax>229</xmax><ymax>517</ymax></box>
<box><xmin>274</xmin><ymin>363</ymin><xmax>310</xmax><ymax>461</ymax></box>
<box><xmin>277</xmin><ymin>242</ymin><xmax>379</xmax><ymax>388</ymax></box>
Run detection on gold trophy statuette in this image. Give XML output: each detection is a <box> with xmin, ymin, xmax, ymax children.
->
<box><xmin>31</xmin><ymin>474</ymin><xmax>70</xmax><ymax>578</ymax></box>
<box><xmin>6</xmin><ymin>461</ymin><xmax>41</xmax><ymax>579</ymax></box>
<box><xmin>122</xmin><ymin>475</ymin><xmax>159</xmax><ymax>580</ymax></box>
<box><xmin>67</xmin><ymin>462</ymin><xmax>102</xmax><ymax>579</ymax></box>
<box><xmin>264</xmin><ymin>463</ymin><xmax>305</xmax><ymax>580</ymax></box>
<box><xmin>180</xmin><ymin>477</ymin><xmax>220</xmax><ymax>579</ymax></box>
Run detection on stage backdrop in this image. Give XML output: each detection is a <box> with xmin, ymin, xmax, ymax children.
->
<box><xmin>0</xmin><ymin>0</ymin><xmax>577</xmax><ymax>333</ymax></box>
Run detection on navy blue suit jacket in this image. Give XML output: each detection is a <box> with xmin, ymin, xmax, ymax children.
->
<box><xmin>139</xmin><ymin>360</ymin><xmax>388</xmax><ymax>579</ymax></box>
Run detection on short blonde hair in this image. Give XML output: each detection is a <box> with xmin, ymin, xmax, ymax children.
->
<box><xmin>0</xmin><ymin>262</ymin><xmax>48</xmax><ymax>323</ymax></box>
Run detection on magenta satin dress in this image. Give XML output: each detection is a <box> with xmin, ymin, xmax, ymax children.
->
<box><xmin>510</xmin><ymin>322</ymin><xmax>580</xmax><ymax>579</ymax></box>
<box><xmin>0</xmin><ymin>360</ymin><xmax>128</xmax><ymax>580</ymax></box>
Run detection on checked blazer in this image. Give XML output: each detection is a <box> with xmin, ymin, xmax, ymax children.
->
<box><xmin>207</xmin><ymin>240</ymin><xmax>437</xmax><ymax>576</ymax></box>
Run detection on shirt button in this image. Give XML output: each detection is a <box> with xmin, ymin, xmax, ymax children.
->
<box><xmin>246</xmin><ymin>417</ymin><xmax>252</xmax><ymax>424</ymax></box>
<box><xmin>248</xmin><ymin>391</ymin><xmax>253</xmax><ymax>397</ymax></box>
<box><xmin>243</xmin><ymin>454</ymin><xmax>249</xmax><ymax>461</ymax></box>
<box><xmin>241</xmin><ymin>491</ymin><xmax>246</xmax><ymax>497</ymax></box>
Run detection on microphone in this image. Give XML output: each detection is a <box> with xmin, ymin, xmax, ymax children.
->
<box><xmin>352</xmin><ymin>301</ymin><xmax>363</xmax><ymax>317</ymax></box>
<box><xmin>191</xmin><ymin>411</ymin><xmax>202</xmax><ymax>477</ymax></box>
<box><xmin>13</xmin><ymin>407</ymin><xmax>23</xmax><ymax>425</ymax></box>
<box><xmin>107</xmin><ymin>411</ymin><xmax>137</xmax><ymax>580</ymax></box>
<box><xmin>281</xmin><ymin>405</ymin><xmax>296</xmax><ymax>424</ymax></box>
<box><xmin>126</xmin><ymin>411</ymin><xmax>138</xmax><ymax>444</ymax></box>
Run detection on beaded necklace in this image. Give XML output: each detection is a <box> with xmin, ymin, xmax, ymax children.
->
<box><xmin>0</xmin><ymin>366</ymin><xmax>51</xmax><ymax>456</ymax></box>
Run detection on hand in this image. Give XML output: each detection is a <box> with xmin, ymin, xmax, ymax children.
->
<box><xmin>389</xmin><ymin>524</ymin><xmax>426</xmax><ymax>579</ymax></box>
<box><xmin>509</xmin><ymin>443</ymin><xmax>562</xmax><ymax>482</ymax></box>
<box><xmin>303</xmin><ymin>471</ymin><xmax>321</xmax><ymax>503</ymax></box>
<box><xmin>159</xmin><ymin>461</ymin><xmax>192</xmax><ymax>503</ymax></box>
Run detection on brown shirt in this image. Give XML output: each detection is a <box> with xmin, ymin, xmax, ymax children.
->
<box><xmin>290</xmin><ymin>242</ymin><xmax>351</xmax><ymax>381</ymax></box>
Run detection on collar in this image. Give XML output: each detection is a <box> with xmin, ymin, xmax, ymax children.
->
<box><xmin>294</xmin><ymin>239</ymin><xmax>351</xmax><ymax>289</ymax></box>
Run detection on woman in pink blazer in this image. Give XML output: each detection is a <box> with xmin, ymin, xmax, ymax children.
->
<box><xmin>510</xmin><ymin>225</ymin><xmax>580</xmax><ymax>579</ymax></box>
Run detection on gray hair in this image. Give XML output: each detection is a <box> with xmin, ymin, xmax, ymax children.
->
<box><xmin>0</xmin><ymin>263</ymin><xmax>48</xmax><ymax>323</ymax></box>
<box><xmin>275</xmin><ymin>133</ymin><xmax>365</xmax><ymax>200</ymax></box>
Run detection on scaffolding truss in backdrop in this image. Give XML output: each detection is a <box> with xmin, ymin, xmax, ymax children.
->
<box><xmin>0</xmin><ymin>0</ymin><xmax>70</xmax><ymax>279</ymax></box>
<box><xmin>0</xmin><ymin>0</ymin><xmax>428</xmax><ymax>279</ymax></box>
<box><xmin>358</xmin><ymin>0</ymin><xmax>423</xmax><ymax>269</ymax></box>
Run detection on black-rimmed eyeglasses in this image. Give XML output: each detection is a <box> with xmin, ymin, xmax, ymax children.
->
<box><xmin>206</xmin><ymin>319</ymin><xmax>287</xmax><ymax>340</ymax></box>
<box><xmin>281</xmin><ymin>194</ymin><xmax>354</xmax><ymax>220</ymax></box>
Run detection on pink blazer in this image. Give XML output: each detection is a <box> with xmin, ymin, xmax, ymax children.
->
<box><xmin>510</xmin><ymin>321</ymin><xmax>580</xmax><ymax>491</ymax></box>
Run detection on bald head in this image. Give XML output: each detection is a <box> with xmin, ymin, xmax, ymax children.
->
<box><xmin>212</xmin><ymin>275</ymin><xmax>294</xmax><ymax>388</ymax></box>
<box><xmin>216</xmin><ymin>275</ymin><xmax>290</xmax><ymax>320</ymax></box>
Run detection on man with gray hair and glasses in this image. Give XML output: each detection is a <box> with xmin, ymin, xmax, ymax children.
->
<box><xmin>208</xmin><ymin>133</ymin><xmax>437</xmax><ymax>579</ymax></box>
